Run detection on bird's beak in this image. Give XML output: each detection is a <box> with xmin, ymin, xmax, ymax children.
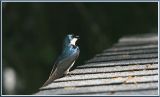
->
<box><xmin>75</xmin><ymin>35</ymin><xmax>80</xmax><ymax>39</ymax></box>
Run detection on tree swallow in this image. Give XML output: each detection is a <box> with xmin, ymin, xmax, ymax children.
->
<box><xmin>41</xmin><ymin>34</ymin><xmax>80</xmax><ymax>87</ymax></box>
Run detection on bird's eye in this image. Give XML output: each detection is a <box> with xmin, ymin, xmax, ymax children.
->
<box><xmin>71</xmin><ymin>34</ymin><xmax>74</xmax><ymax>38</ymax></box>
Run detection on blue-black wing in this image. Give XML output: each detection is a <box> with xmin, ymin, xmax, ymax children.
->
<box><xmin>41</xmin><ymin>47</ymin><xmax>79</xmax><ymax>87</ymax></box>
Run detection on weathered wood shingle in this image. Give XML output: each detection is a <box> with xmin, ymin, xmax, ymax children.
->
<box><xmin>35</xmin><ymin>33</ymin><xmax>158</xmax><ymax>95</ymax></box>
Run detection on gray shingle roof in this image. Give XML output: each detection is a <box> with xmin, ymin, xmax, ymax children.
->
<box><xmin>35</xmin><ymin>33</ymin><xmax>158</xmax><ymax>95</ymax></box>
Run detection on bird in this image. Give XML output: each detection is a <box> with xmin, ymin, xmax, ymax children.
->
<box><xmin>41</xmin><ymin>34</ymin><xmax>80</xmax><ymax>88</ymax></box>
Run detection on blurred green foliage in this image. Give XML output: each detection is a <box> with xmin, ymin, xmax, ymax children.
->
<box><xmin>2</xmin><ymin>2</ymin><xmax>157</xmax><ymax>95</ymax></box>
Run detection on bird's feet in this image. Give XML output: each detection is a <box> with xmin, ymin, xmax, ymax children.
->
<box><xmin>65</xmin><ymin>70</ymin><xmax>75</xmax><ymax>77</ymax></box>
<box><xmin>65</xmin><ymin>71</ymin><xmax>73</xmax><ymax>77</ymax></box>
<box><xmin>67</xmin><ymin>72</ymin><xmax>72</xmax><ymax>77</ymax></box>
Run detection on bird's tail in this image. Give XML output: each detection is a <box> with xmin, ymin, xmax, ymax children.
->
<box><xmin>39</xmin><ymin>70</ymin><xmax>62</xmax><ymax>89</ymax></box>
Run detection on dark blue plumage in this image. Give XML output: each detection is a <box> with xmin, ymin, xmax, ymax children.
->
<box><xmin>41</xmin><ymin>34</ymin><xmax>80</xmax><ymax>87</ymax></box>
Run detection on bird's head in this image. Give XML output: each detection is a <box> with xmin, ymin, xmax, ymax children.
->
<box><xmin>64</xmin><ymin>34</ymin><xmax>79</xmax><ymax>46</ymax></box>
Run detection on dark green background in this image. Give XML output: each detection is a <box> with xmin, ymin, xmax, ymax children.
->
<box><xmin>2</xmin><ymin>2</ymin><xmax>158</xmax><ymax>95</ymax></box>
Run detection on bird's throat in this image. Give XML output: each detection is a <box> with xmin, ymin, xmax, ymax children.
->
<box><xmin>70</xmin><ymin>38</ymin><xmax>78</xmax><ymax>45</ymax></box>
